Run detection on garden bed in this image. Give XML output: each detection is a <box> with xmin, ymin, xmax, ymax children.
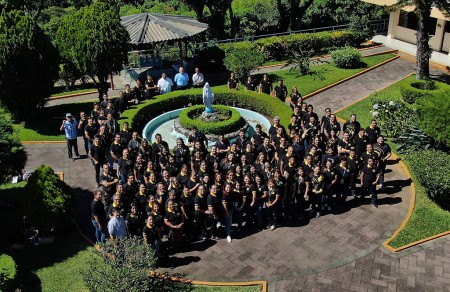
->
<box><xmin>336</xmin><ymin>75</ymin><xmax>450</xmax><ymax>249</ymax></box>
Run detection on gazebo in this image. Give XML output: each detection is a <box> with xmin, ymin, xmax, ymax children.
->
<box><xmin>120</xmin><ymin>13</ymin><xmax>208</xmax><ymax>68</ymax></box>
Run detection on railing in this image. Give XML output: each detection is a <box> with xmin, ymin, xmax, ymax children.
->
<box><xmin>191</xmin><ymin>19</ymin><xmax>389</xmax><ymax>47</ymax></box>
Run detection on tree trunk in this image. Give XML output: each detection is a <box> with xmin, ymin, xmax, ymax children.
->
<box><xmin>416</xmin><ymin>14</ymin><xmax>431</xmax><ymax>79</ymax></box>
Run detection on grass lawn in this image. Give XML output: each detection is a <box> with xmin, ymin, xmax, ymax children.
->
<box><xmin>336</xmin><ymin>75</ymin><xmax>450</xmax><ymax>249</ymax></box>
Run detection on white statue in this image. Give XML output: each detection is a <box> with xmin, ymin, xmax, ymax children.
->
<box><xmin>202</xmin><ymin>82</ymin><xmax>214</xmax><ymax>113</ymax></box>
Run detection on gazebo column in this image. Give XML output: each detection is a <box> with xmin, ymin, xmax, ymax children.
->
<box><xmin>179</xmin><ymin>40</ymin><xmax>184</xmax><ymax>67</ymax></box>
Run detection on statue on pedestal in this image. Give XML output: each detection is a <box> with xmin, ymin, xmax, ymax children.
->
<box><xmin>203</xmin><ymin>82</ymin><xmax>214</xmax><ymax>113</ymax></box>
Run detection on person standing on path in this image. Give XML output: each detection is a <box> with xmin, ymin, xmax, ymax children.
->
<box><xmin>60</xmin><ymin>113</ymin><xmax>80</xmax><ymax>161</ymax></box>
<box><xmin>91</xmin><ymin>190</ymin><xmax>107</xmax><ymax>243</ymax></box>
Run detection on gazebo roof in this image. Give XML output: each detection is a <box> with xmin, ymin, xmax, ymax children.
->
<box><xmin>120</xmin><ymin>13</ymin><xmax>208</xmax><ymax>45</ymax></box>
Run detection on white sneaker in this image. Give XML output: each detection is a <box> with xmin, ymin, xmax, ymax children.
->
<box><xmin>227</xmin><ymin>236</ymin><xmax>232</xmax><ymax>243</ymax></box>
<box><xmin>269</xmin><ymin>225</ymin><xmax>275</xmax><ymax>231</ymax></box>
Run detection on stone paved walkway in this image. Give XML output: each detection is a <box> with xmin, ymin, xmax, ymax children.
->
<box><xmin>23</xmin><ymin>54</ymin><xmax>450</xmax><ymax>291</ymax></box>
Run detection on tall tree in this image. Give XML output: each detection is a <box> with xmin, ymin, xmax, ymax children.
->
<box><xmin>205</xmin><ymin>0</ymin><xmax>229</xmax><ymax>38</ymax></box>
<box><xmin>0</xmin><ymin>9</ymin><xmax>59</xmax><ymax>121</ymax></box>
<box><xmin>391</xmin><ymin>0</ymin><xmax>450</xmax><ymax>79</ymax></box>
<box><xmin>289</xmin><ymin>0</ymin><xmax>314</xmax><ymax>31</ymax></box>
<box><xmin>56</xmin><ymin>2</ymin><xmax>130</xmax><ymax>99</ymax></box>
<box><xmin>181</xmin><ymin>0</ymin><xmax>206</xmax><ymax>21</ymax></box>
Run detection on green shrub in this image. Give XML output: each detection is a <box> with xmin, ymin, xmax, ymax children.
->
<box><xmin>416</xmin><ymin>91</ymin><xmax>450</xmax><ymax>147</ymax></box>
<box><xmin>223</xmin><ymin>44</ymin><xmax>265</xmax><ymax>81</ymax></box>
<box><xmin>0</xmin><ymin>106</ymin><xmax>26</xmax><ymax>184</ymax></box>
<box><xmin>120</xmin><ymin>87</ymin><xmax>292</xmax><ymax>136</ymax></box>
<box><xmin>407</xmin><ymin>150</ymin><xmax>450</xmax><ymax>209</ymax></box>
<box><xmin>400</xmin><ymin>79</ymin><xmax>450</xmax><ymax>104</ymax></box>
<box><xmin>331</xmin><ymin>46</ymin><xmax>362</xmax><ymax>69</ymax></box>
<box><xmin>179</xmin><ymin>105</ymin><xmax>246</xmax><ymax>135</ymax></box>
<box><xmin>0</xmin><ymin>254</ymin><xmax>17</xmax><ymax>291</ymax></box>
<box><xmin>23</xmin><ymin>165</ymin><xmax>74</xmax><ymax>232</ymax></box>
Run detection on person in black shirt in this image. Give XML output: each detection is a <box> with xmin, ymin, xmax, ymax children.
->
<box><xmin>343</xmin><ymin>114</ymin><xmax>361</xmax><ymax>141</ymax></box>
<box><xmin>110</xmin><ymin>134</ymin><xmax>123</xmax><ymax>169</ymax></box>
<box><xmin>117</xmin><ymin>149</ymin><xmax>134</xmax><ymax>183</ymax></box>
<box><xmin>152</xmin><ymin>134</ymin><xmax>169</xmax><ymax>169</ymax></box>
<box><xmin>294</xmin><ymin>167</ymin><xmax>310</xmax><ymax>218</ymax></box>
<box><xmin>91</xmin><ymin>190</ymin><xmax>107</xmax><ymax>243</ymax></box>
<box><xmin>84</xmin><ymin>117</ymin><xmax>98</xmax><ymax>156</ymax></box>
<box><xmin>187</xmin><ymin>127</ymin><xmax>208</xmax><ymax>150</ymax></box>
<box><xmin>353</xmin><ymin>129</ymin><xmax>368</xmax><ymax>158</ymax></box>
<box><xmin>227</xmin><ymin>72</ymin><xmax>239</xmax><ymax>90</ymax></box>
<box><xmin>143</xmin><ymin>215</ymin><xmax>162</xmax><ymax>255</ymax></box>
<box><xmin>373</xmin><ymin>135</ymin><xmax>391</xmax><ymax>191</ymax></box>
<box><xmin>361</xmin><ymin>157</ymin><xmax>380</xmax><ymax>207</ymax></box>
<box><xmin>366</xmin><ymin>119</ymin><xmax>381</xmax><ymax>145</ymax></box>
<box><xmin>89</xmin><ymin>136</ymin><xmax>107</xmax><ymax>185</ymax></box>
<box><xmin>257</xmin><ymin>137</ymin><xmax>276</xmax><ymax>164</ymax></box>
<box><xmin>207</xmin><ymin>184</ymin><xmax>222</xmax><ymax>239</ymax></box>
<box><xmin>259</xmin><ymin>73</ymin><xmax>272</xmax><ymax>94</ymax></box>
<box><xmin>144</xmin><ymin>75</ymin><xmax>157</xmax><ymax>99</ymax></box>
<box><xmin>302</xmin><ymin>117</ymin><xmax>320</xmax><ymax>145</ymax></box>
<box><xmin>164</xmin><ymin>200</ymin><xmax>184</xmax><ymax>249</ymax></box>
<box><xmin>335</xmin><ymin>157</ymin><xmax>353</xmax><ymax>206</ymax></box>
<box><xmin>114</xmin><ymin>91</ymin><xmax>127</xmax><ymax>116</ymax></box>
<box><xmin>273</xmin><ymin>80</ymin><xmax>288</xmax><ymax>103</ymax></box>
<box><xmin>323</xmin><ymin>114</ymin><xmax>341</xmax><ymax>140</ymax></box>
<box><xmin>173</xmin><ymin>138</ymin><xmax>190</xmax><ymax>167</ymax></box>
<box><xmin>252</xmin><ymin>124</ymin><xmax>267</xmax><ymax>147</ymax></box>
<box><xmin>289</xmin><ymin>87</ymin><xmax>302</xmax><ymax>110</ymax></box>
<box><xmin>133</xmin><ymin>80</ymin><xmax>144</xmax><ymax>103</ymax></box>
<box><xmin>100</xmin><ymin>164</ymin><xmax>118</xmax><ymax>207</ymax></box>
<box><xmin>245</xmin><ymin>76</ymin><xmax>255</xmax><ymax>91</ymax></box>
<box><xmin>119</xmin><ymin>122</ymin><xmax>132</xmax><ymax>149</ymax></box>
<box><xmin>126</xmin><ymin>204</ymin><xmax>144</xmax><ymax>238</ymax></box>
<box><xmin>337</xmin><ymin>132</ymin><xmax>354</xmax><ymax>156</ymax></box>
<box><xmin>251</xmin><ymin>175</ymin><xmax>268</xmax><ymax>230</ymax></box>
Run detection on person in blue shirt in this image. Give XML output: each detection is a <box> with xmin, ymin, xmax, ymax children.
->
<box><xmin>174</xmin><ymin>67</ymin><xmax>189</xmax><ymax>90</ymax></box>
<box><xmin>60</xmin><ymin>113</ymin><xmax>80</xmax><ymax>161</ymax></box>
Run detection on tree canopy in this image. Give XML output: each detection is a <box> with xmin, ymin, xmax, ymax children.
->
<box><xmin>56</xmin><ymin>2</ymin><xmax>130</xmax><ymax>92</ymax></box>
<box><xmin>0</xmin><ymin>9</ymin><xmax>59</xmax><ymax>121</ymax></box>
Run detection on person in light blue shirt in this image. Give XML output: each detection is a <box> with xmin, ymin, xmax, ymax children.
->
<box><xmin>59</xmin><ymin>113</ymin><xmax>80</xmax><ymax>161</ymax></box>
<box><xmin>108</xmin><ymin>208</ymin><xmax>128</xmax><ymax>241</ymax></box>
<box><xmin>174</xmin><ymin>67</ymin><xmax>189</xmax><ymax>90</ymax></box>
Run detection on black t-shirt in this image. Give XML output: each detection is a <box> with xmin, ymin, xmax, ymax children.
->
<box><xmin>366</xmin><ymin>126</ymin><xmax>381</xmax><ymax>145</ymax></box>
<box><xmin>274</xmin><ymin>85</ymin><xmax>287</xmax><ymax>102</ymax></box>
<box><xmin>126</xmin><ymin>214</ymin><xmax>143</xmax><ymax>237</ymax></box>
<box><xmin>324</xmin><ymin>121</ymin><xmax>341</xmax><ymax>134</ymax></box>
<box><xmin>343</xmin><ymin>121</ymin><xmax>361</xmax><ymax>140</ymax></box>
<box><xmin>100</xmin><ymin>171</ymin><xmax>117</xmax><ymax>196</ymax></box>
<box><xmin>91</xmin><ymin>200</ymin><xmax>106</xmax><ymax>221</ymax></box>
<box><xmin>338</xmin><ymin>139</ymin><xmax>355</xmax><ymax>152</ymax></box>
<box><xmin>257</xmin><ymin>144</ymin><xmax>275</xmax><ymax>161</ymax></box>
<box><xmin>84</xmin><ymin>124</ymin><xmax>98</xmax><ymax>140</ymax></box>
<box><xmin>90</xmin><ymin>144</ymin><xmax>106</xmax><ymax>164</ymax></box>
<box><xmin>165</xmin><ymin>211</ymin><xmax>182</xmax><ymax>227</ymax></box>
<box><xmin>260</xmin><ymin>79</ymin><xmax>272</xmax><ymax>94</ymax></box>
<box><xmin>118</xmin><ymin>157</ymin><xmax>134</xmax><ymax>176</ymax></box>
<box><xmin>143</xmin><ymin>224</ymin><xmax>158</xmax><ymax>244</ymax></box>
<box><xmin>194</xmin><ymin>194</ymin><xmax>208</xmax><ymax>213</ymax></box>
<box><xmin>181</xmin><ymin>195</ymin><xmax>195</xmax><ymax>217</ymax></box>
<box><xmin>290</xmin><ymin>93</ymin><xmax>302</xmax><ymax>107</ymax></box>
<box><xmin>267</xmin><ymin>187</ymin><xmax>280</xmax><ymax>203</ymax></box>
<box><xmin>245</xmin><ymin>81</ymin><xmax>255</xmax><ymax>91</ymax></box>
<box><xmin>109</xmin><ymin>142</ymin><xmax>123</xmax><ymax>160</ymax></box>
<box><xmin>207</xmin><ymin>193</ymin><xmax>223</xmax><ymax>217</ymax></box>
<box><xmin>252</xmin><ymin>132</ymin><xmax>267</xmax><ymax>147</ymax></box>
<box><xmin>354</xmin><ymin>135</ymin><xmax>368</xmax><ymax>157</ymax></box>
<box><xmin>222</xmin><ymin>192</ymin><xmax>234</xmax><ymax>211</ymax></box>
<box><xmin>362</xmin><ymin>165</ymin><xmax>379</xmax><ymax>185</ymax></box>
<box><xmin>335</xmin><ymin>165</ymin><xmax>352</xmax><ymax>185</ymax></box>
<box><xmin>228</xmin><ymin>78</ymin><xmax>238</xmax><ymax>89</ymax></box>
<box><xmin>254</xmin><ymin>183</ymin><xmax>268</xmax><ymax>199</ymax></box>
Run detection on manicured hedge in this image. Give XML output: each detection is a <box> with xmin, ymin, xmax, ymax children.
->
<box><xmin>179</xmin><ymin>105</ymin><xmax>245</xmax><ymax>135</ymax></box>
<box><xmin>407</xmin><ymin>150</ymin><xmax>450</xmax><ymax>210</ymax></box>
<box><xmin>416</xmin><ymin>90</ymin><xmax>450</xmax><ymax>147</ymax></box>
<box><xmin>120</xmin><ymin>88</ymin><xmax>292</xmax><ymax>137</ymax></box>
<box><xmin>219</xmin><ymin>30</ymin><xmax>364</xmax><ymax>61</ymax></box>
<box><xmin>0</xmin><ymin>254</ymin><xmax>17</xmax><ymax>291</ymax></box>
<box><xmin>400</xmin><ymin>79</ymin><xmax>450</xmax><ymax>104</ymax></box>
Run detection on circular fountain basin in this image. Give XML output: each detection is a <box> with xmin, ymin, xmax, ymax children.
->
<box><xmin>142</xmin><ymin>107</ymin><xmax>272</xmax><ymax>149</ymax></box>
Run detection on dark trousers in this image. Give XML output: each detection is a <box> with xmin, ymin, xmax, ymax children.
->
<box><xmin>94</xmin><ymin>163</ymin><xmax>102</xmax><ymax>185</ymax></box>
<box><xmin>363</xmin><ymin>184</ymin><xmax>377</xmax><ymax>204</ymax></box>
<box><xmin>66</xmin><ymin>138</ymin><xmax>79</xmax><ymax>159</ymax></box>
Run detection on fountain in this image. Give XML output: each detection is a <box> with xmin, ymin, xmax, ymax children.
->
<box><xmin>142</xmin><ymin>84</ymin><xmax>272</xmax><ymax>148</ymax></box>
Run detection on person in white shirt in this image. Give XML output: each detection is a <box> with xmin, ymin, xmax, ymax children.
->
<box><xmin>192</xmin><ymin>67</ymin><xmax>205</xmax><ymax>88</ymax></box>
<box><xmin>157</xmin><ymin>73</ymin><xmax>173</xmax><ymax>94</ymax></box>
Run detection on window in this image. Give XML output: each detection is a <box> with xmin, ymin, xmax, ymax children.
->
<box><xmin>398</xmin><ymin>11</ymin><xmax>437</xmax><ymax>35</ymax></box>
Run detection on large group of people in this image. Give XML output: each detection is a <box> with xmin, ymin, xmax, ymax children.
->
<box><xmin>59</xmin><ymin>68</ymin><xmax>392</xmax><ymax>258</ymax></box>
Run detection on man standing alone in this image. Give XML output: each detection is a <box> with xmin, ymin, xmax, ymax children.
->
<box><xmin>60</xmin><ymin>113</ymin><xmax>80</xmax><ymax>161</ymax></box>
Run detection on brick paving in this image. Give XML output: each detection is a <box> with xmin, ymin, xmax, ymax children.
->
<box><xmin>24</xmin><ymin>54</ymin><xmax>450</xmax><ymax>291</ymax></box>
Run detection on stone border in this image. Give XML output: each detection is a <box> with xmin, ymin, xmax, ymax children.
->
<box><xmin>50</xmin><ymin>89</ymin><xmax>97</xmax><ymax>100</ymax></box>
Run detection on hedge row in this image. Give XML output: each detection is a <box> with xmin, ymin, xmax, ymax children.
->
<box><xmin>120</xmin><ymin>87</ymin><xmax>292</xmax><ymax>135</ymax></box>
<box><xmin>179</xmin><ymin>105</ymin><xmax>245</xmax><ymax>135</ymax></box>
<box><xmin>406</xmin><ymin>150</ymin><xmax>450</xmax><ymax>210</ymax></box>
<box><xmin>400</xmin><ymin>79</ymin><xmax>450</xmax><ymax>104</ymax></box>
<box><xmin>218</xmin><ymin>30</ymin><xmax>365</xmax><ymax>61</ymax></box>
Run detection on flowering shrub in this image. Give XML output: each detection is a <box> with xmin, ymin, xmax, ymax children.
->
<box><xmin>369</xmin><ymin>97</ymin><xmax>417</xmax><ymax>138</ymax></box>
<box><xmin>331</xmin><ymin>46</ymin><xmax>362</xmax><ymax>69</ymax></box>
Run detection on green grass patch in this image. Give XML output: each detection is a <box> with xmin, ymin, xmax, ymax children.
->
<box><xmin>336</xmin><ymin>75</ymin><xmax>450</xmax><ymax>249</ymax></box>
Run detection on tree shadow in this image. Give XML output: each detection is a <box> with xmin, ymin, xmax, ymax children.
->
<box><xmin>158</xmin><ymin>255</ymin><xmax>201</xmax><ymax>269</ymax></box>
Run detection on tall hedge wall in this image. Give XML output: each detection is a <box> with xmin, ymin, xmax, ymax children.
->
<box><xmin>119</xmin><ymin>88</ymin><xmax>292</xmax><ymax>136</ymax></box>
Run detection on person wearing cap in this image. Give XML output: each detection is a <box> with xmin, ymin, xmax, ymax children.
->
<box><xmin>60</xmin><ymin>113</ymin><xmax>80</xmax><ymax>161</ymax></box>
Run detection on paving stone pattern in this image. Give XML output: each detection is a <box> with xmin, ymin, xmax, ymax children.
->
<box><xmin>24</xmin><ymin>53</ymin><xmax>450</xmax><ymax>291</ymax></box>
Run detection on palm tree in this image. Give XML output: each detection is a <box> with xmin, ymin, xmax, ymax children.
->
<box><xmin>391</xmin><ymin>0</ymin><xmax>450</xmax><ymax>79</ymax></box>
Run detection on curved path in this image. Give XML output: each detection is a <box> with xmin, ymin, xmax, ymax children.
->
<box><xmin>23</xmin><ymin>53</ymin><xmax>450</xmax><ymax>291</ymax></box>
